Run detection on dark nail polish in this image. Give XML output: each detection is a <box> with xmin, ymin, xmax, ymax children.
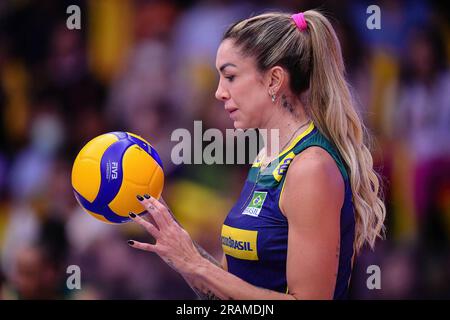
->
<box><xmin>136</xmin><ymin>195</ymin><xmax>144</xmax><ymax>201</ymax></box>
<box><xmin>128</xmin><ymin>240</ymin><xmax>134</xmax><ymax>245</ymax></box>
<box><xmin>129</xmin><ymin>212</ymin><xmax>136</xmax><ymax>218</ymax></box>
<box><xmin>144</xmin><ymin>194</ymin><xmax>151</xmax><ymax>199</ymax></box>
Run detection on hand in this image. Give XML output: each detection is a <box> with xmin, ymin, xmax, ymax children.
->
<box><xmin>127</xmin><ymin>194</ymin><xmax>203</xmax><ymax>276</ymax></box>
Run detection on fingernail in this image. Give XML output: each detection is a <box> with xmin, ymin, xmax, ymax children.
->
<box><xmin>136</xmin><ymin>195</ymin><xmax>144</xmax><ymax>201</ymax></box>
<box><xmin>128</xmin><ymin>240</ymin><xmax>134</xmax><ymax>246</ymax></box>
<box><xmin>144</xmin><ymin>194</ymin><xmax>151</xmax><ymax>199</ymax></box>
<box><xmin>129</xmin><ymin>212</ymin><xmax>136</xmax><ymax>218</ymax></box>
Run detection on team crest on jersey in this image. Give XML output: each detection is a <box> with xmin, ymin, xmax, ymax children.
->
<box><xmin>242</xmin><ymin>191</ymin><xmax>267</xmax><ymax>217</ymax></box>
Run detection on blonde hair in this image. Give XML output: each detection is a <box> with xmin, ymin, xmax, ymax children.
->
<box><xmin>223</xmin><ymin>10</ymin><xmax>386</xmax><ymax>253</ymax></box>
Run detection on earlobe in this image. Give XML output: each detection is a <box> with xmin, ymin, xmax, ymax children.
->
<box><xmin>267</xmin><ymin>66</ymin><xmax>285</xmax><ymax>96</ymax></box>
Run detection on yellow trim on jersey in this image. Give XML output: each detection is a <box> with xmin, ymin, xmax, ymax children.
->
<box><xmin>277</xmin><ymin>121</ymin><xmax>316</xmax><ymax>214</ymax></box>
<box><xmin>272</xmin><ymin>151</ymin><xmax>295</xmax><ymax>182</ymax></box>
<box><xmin>278</xmin><ymin>121</ymin><xmax>315</xmax><ymax>159</ymax></box>
<box><xmin>278</xmin><ymin>175</ymin><xmax>289</xmax><ymax>216</ymax></box>
<box><xmin>252</xmin><ymin>149</ymin><xmax>264</xmax><ymax>168</ymax></box>
<box><xmin>251</xmin><ymin>122</ymin><xmax>315</xmax><ymax>168</ymax></box>
<box><xmin>252</xmin><ymin>159</ymin><xmax>262</xmax><ymax>168</ymax></box>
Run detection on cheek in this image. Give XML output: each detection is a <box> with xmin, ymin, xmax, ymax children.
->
<box><xmin>233</xmin><ymin>78</ymin><xmax>266</xmax><ymax>111</ymax></box>
<box><xmin>233</xmin><ymin>89</ymin><xmax>268</xmax><ymax>129</ymax></box>
<box><xmin>242</xmin><ymin>87</ymin><xmax>267</xmax><ymax>117</ymax></box>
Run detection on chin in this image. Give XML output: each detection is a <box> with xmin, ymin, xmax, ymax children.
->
<box><xmin>233</xmin><ymin>121</ymin><xmax>249</xmax><ymax>130</ymax></box>
<box><xmin>231</xmin><ymin>116</ymin><xmax>255</xmax><ymax>130</ymax></box>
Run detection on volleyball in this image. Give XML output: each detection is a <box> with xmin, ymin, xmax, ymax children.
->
<box><xmin>71</xmin><ymin>132</ymin><xmax>164</xmax><ymax>224</ymax></box>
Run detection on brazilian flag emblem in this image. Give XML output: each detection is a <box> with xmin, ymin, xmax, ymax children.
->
<box><xmin>243</xmin><ymin>191</ymin><xmax>267</xmax><ymax>217</ymax></box>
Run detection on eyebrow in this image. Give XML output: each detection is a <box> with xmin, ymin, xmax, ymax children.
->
<box><xmin>219</xmin><ymin>63</ymin><xmax>237</xmax><ymax>72</ymax></box>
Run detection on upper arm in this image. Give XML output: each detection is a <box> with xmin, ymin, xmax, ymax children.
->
<box><xmin>280</xmin><ymin>147</ymin><xmax>344</xmax><ymax>299</ymax></box>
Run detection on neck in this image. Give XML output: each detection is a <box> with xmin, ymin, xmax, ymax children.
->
<box><xmin>260</xmin><ymin>103</ymin><xmax>310</xmax><ymax>161</ymax></box>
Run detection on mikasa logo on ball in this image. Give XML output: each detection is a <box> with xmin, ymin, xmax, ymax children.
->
<box><xmin>106</xmin><ymin>160</ymin><xmax>119</xmax><ymax>181</ymax></box>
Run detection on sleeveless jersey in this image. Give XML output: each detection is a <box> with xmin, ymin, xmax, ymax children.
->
<box><xmin>221</xmin><ymin>122</ymin><xmax>355</xmax><ymax>299</ymax></box>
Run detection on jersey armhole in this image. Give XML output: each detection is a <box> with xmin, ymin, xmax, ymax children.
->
<box><xmin>277</xmin><ymin>144</ymin><xmax>348</xmax><ymax>217</ymax></box>
<box><xmin>278</xmin><ymin>176</ymin><xmax>289</xmax><ymax>217</ymax></box>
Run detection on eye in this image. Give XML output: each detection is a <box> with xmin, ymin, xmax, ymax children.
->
<box><xmin>225</xmin><ymin>75</ymin><xmax>235</xmax><ymax>82</ymax></box>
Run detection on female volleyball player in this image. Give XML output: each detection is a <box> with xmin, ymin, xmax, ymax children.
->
<box><xmin>127</xmin><ymin>10</ymin><xmax>386</xmax><ymax>299</ymax></box>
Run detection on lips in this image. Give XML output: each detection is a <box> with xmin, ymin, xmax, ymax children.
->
<box><xmin>225</xmin><ymin>106</ymin><xmax>238</xmax><ymax>115</ymax></box>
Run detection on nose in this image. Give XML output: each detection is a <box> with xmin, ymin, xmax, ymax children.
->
<box><xmin>215</xmin><ymin>82</ymin><xmax>230</xmax><ymax>101</ymax></box>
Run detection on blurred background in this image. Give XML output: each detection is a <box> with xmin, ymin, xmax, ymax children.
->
<box><xmin>0</xmin><ymin>0</ymin><xmax>449</xmax><ymax>299</ymax></box>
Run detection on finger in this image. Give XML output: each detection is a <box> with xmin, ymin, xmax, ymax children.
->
<box><xmin>139</xmin><ymin>194</ymin><xmax>172</xmax><ymax>226</ymax></box>
<box><xmin>139</xmin><ymin>211</ymin><xmax>159</xmax><ymax>229</ymax></box>
<box><xmin>127</xmin><ymin>240</ymin><xmax>157</xmax><ymax>253</ymax></box>
<box><xmin>145</xmin><ymin>195</ymin><xmax>174</xmax><ymax>225</ymax></box>
<box><xmin>136</xmin><ymin>195</ymin><xmax>167</xmax><ymax>228</ymax></box>
<box><xmin>159</xmin><ymin>196</ymin><xmax>182</xmax><ymax>227</ymax></box>
<box><xmin>159</xmin><ymin>196</ymin><xmax>172</xmax><ymax>213</ymax></box>
<box><xmin>129</xmin><ymin>212</ymin><xmax>161</xmax><ymax>239</ymax></box>
<box><xmin>159</xmin><ymin>196</ymin><xmax>168</xmax><ymax>206</ymax></box>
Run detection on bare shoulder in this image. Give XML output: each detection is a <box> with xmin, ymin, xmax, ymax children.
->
<box><xmin>279</xmin><ymin>146</ymin><xmax>345</xmax><ymax>218</ymax></box>
<box><xmin>287</xmin><ymin>146</ymin><xmax>344</xmax><ymax>182</ymax></box>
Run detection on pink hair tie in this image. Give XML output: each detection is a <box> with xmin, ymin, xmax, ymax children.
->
<box><xmin>292</xmin><ymin>12</ymin><xmax>307</xmax><ymax>31</ymax></box>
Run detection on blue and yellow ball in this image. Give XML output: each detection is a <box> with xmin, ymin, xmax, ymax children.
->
<box><xmin>71</xmin><ymin>132</ymin><xmax>164</xmax><ymax>224</ymax></box>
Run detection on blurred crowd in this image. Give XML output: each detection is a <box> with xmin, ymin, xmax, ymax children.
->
<box><xmin>0</xmin><ymin>0</ymin><xmax>449</xmax><ymax>299</ymax></box>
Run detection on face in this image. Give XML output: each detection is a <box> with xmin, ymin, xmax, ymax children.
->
<box><xmin>215</xmin><ymin>39</ymin><xmax>271</xmax><ymax>129</ymax></box>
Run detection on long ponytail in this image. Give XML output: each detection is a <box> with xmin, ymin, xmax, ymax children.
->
<box><xmin>304</xmin><ymin>10</ymin><xmax>386</xmax><ymax>252</ymax></box>
<box><xmin>223</xmin><ymin>10</ymin><xmax>386</xmax><ymax>253</ymax></box>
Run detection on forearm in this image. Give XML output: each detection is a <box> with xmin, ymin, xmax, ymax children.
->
<box><xmin>157</xmin><ymin>197</ymin><xmax>292</xmax><ymax>299</ymax></box>
<box><xmin>187</xmin><ymin>243</ymin><xmax>223</xmax><ymax>300</ymax></box>
<box><xmin>185</xmin><ymin>258</ymin><xmax>296</xmax><ymax>300</ymax></box>
<box><xmin>157</xmin><ymin>198</ymin><xmax>223</xmax><ymax>299</ymax></box>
